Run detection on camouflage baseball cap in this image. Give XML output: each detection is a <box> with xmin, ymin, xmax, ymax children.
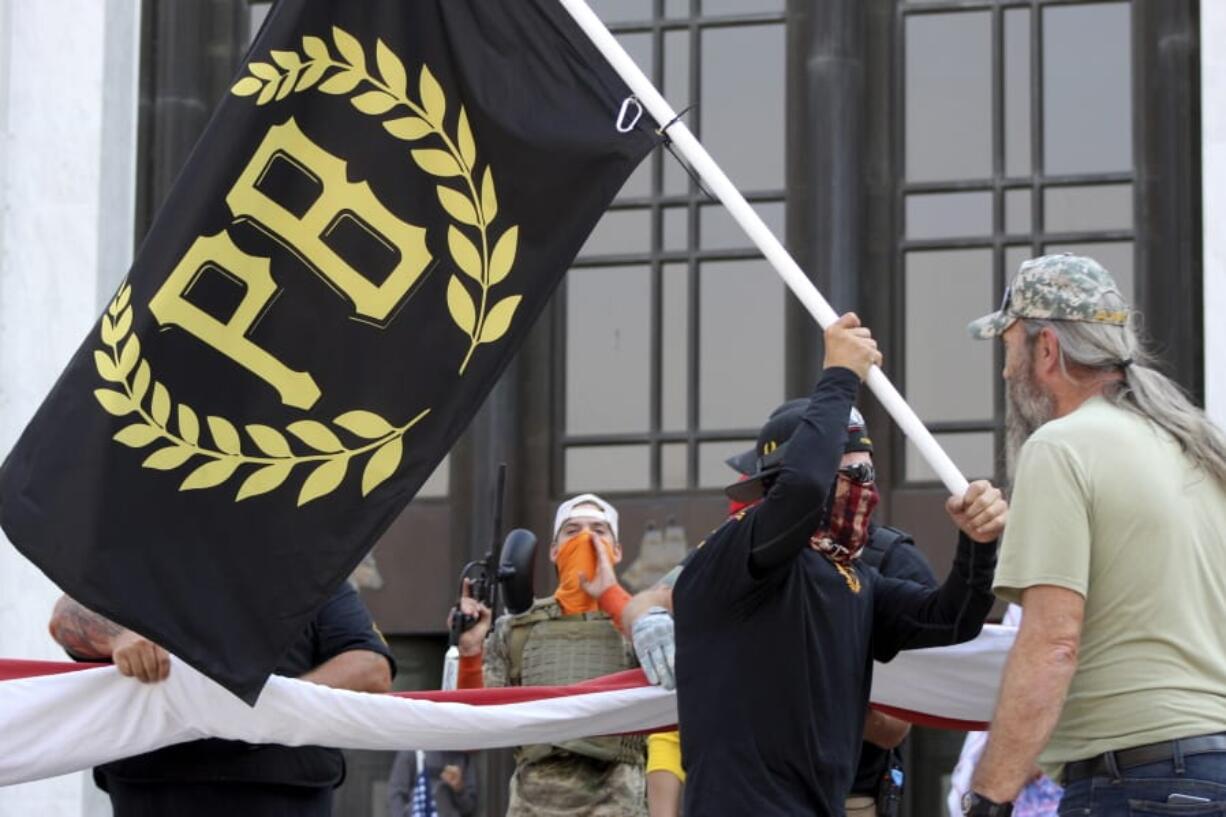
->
<box><xmin>967</xmin><ymin>253</ymin><xmax>1129</xmax><ymax>339</ymax></box>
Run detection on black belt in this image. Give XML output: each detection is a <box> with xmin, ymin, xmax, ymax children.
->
<box><xmin>1063</xmin><ymin>733</ymin><xmax>1226</xmax><ymax>785</ymax></box>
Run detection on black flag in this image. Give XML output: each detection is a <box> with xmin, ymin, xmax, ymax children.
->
<box><xmin>0</xmin><ymin>0</ymin><xmax>655</xmax><ymax>702</ymax></box>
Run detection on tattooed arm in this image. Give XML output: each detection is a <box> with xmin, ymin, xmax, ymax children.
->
<box><xmin>48</xmin><ymin>595</ymin><xmax>170</xmax><ymax>682</ymax></box>
<box><xmin>48</xmin><ymin>595</ymin><xmax>123</xmax><ymax>659</ymax></box>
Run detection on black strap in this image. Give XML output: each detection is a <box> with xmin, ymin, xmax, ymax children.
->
<box><xmin>655</xmin><ymin>104</ymin><xmax>718</xmax><ymax>203</ymax></box>
<box><xmin>866</xmin><ymin>525</ymin><xmax>912</xmax><ymax>575</ymax></box>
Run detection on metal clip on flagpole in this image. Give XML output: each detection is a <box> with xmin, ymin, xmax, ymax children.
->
<box><xmin>558</xmin><ymin>0</ymin><xmax>970</xmax><ymax>497</ymax></box>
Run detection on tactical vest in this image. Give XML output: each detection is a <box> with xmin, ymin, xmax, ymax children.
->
<box><xmin>506</xmin><ymin>598</ymin><xmax>646</xmax><ymax>767</ymax></box>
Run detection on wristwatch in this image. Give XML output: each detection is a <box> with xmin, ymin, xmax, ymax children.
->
<box><xmin>962</xmin><ymin>792</ymin><xmax>1013</xmax><ymax>817</ymax></box>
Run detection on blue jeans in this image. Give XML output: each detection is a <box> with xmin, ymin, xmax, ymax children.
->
<box><xmin>1059</xmin><ymin>751</ymin><xmax>1226</xmax><ymax>817</ymax></box>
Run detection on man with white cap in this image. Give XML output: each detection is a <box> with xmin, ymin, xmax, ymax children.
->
<box><xmin>453</xmin><ymin>493</ymin><xmax>647</xmax><ymax>817</ymax></box>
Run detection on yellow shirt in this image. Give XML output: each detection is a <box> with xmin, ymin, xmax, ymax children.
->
<box><xmin>994</xmin><ymin>398</ymin><xmax>1226</xmax><ymax>776</ymax></box>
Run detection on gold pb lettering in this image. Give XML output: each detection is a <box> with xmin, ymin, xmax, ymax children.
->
<box><xmin>149</xmin><ymin>232</ymin><xmax>323</xmax><ymax>410</ymax></box>
<box><xmin>150</xmin><ymin>117</ymin><xmax>431</xmax><ymax>409</ymax></box>
<box><xmin>227</xmin><ymin>118</ymin><xmax>431</xmax><ymax>322</ymax></box>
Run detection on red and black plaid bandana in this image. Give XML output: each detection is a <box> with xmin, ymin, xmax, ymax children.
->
<box><xmin>810</xmin><ymin>475</ymin><xmax>880</xmax><ymax>564</ymax></box>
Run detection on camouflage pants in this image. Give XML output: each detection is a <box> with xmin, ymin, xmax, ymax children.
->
<box><xmin>507</xmin><ymin>754</ymin><xmax>647</xmax><ymax>817</ymax></box>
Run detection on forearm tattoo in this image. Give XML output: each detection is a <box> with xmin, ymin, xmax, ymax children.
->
<box><xmin>49</xmin><ymin>596</ymin><xmax>122</xmax><ymax>659</ymax></box>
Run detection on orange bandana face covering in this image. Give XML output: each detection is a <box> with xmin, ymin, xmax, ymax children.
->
<box><xmin>553</xmin><ymin>531</ymin><xmax>615</xmax><ymax>614</ymax></box>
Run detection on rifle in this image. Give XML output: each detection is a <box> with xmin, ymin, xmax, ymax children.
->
<box><xmin>448</xmin><ymin>463</ymin><xmax>537</xmax><ymax>646</ymax></box>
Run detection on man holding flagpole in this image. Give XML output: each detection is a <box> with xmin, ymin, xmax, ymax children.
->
<box><xmin>622</xmin><ymin>313</ymin><xmax>1006</xmax><ymax>816</ymax></box>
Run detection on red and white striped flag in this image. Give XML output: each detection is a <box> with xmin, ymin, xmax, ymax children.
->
<box><xmin>0</xmin><ymin>623</ymin><xmax>1013</xmax><ymax>785</ymax></box>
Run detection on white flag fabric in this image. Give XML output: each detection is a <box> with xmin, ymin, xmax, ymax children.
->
<box><xmin>870</xmin><ymin>622</ymin><xmax>1014</xmax><ymax>726</ymax></box>
<box><xmin>0</xmin><ymin>624</ymin><xmax>1014</xmax><ymax>786</ymax></box>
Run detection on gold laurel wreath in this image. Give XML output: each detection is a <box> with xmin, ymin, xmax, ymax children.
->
<box><xmin>93</xmin><ymin>283</ymin><xmax>430</xmax><ymax>506</ymax></box>
<box><xmin>231</xmin><ymin>26</ymin><xmax>522</xmax><ymax>375</ymax></box>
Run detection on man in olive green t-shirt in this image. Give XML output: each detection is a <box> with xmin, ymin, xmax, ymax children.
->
<box><xmin>959</xmin><ymin>254</ymin><xmax>1226</xmax><ymax>817</ymax></box>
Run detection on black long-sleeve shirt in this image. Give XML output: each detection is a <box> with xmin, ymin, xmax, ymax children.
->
<box><xmin>673</xmin><ymin>367</ymin><xmax>997</xmax><ymax>817</ymax></box>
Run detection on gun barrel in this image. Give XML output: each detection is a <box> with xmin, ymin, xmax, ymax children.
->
<box><xmin>488</xmin><ymin>462</ymin><xmax>508</xmax><ymax>614</ymax></box>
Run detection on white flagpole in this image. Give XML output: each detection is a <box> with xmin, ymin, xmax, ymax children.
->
<box><xmin>558</xmin><ymin>0</ymin><xmax>970</xmax><ymax>497</ymax></box>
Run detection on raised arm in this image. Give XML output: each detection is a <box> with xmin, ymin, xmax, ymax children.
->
<box><xmin>746</xmin><ymin>314</ymin><xmax>879</xmax><ymax>573</ymax></box>
<box><xmin>745</xmin><ymin>367</ymin><xmax>859</xmax><ymax>572</ymax></box>
<box><xmin>871</xmin><ymin>532</ymin><xmax>997</xmax><ymax>657</ymax></box>
<box><xmin>871</xmin><ymin>481</ymin><xmax>1006</xmax><ymax>658</ymax></box>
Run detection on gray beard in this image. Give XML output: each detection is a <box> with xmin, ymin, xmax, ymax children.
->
<box><xmin>1005</xmin><ymin>363</ymin><xmax>1056</xmax><ymax>478</ymax></box>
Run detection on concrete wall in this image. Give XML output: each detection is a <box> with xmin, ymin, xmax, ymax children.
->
<box><xmin>0</xmin><ymin>2</ymin><xmax>140</xmax><ymax>815</ymax></box>
<box><xmin>1204</xmin><ymin>2</ymin><xmax>1226</xmax><ymax>426</ymax></box>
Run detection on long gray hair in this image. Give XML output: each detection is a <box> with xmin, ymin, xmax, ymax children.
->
<box><xmin>1023</xmin><ymin>302</ymin><xmax>1226</xmax><ymax>486</ymax></box>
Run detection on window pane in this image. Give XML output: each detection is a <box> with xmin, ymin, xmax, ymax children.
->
<box><xmin>906</xmin><ymin>432</ymin><xmax>996</xmax><ymax>483</ymax></box>
<box><xmin>1043</xmin><ymin>241</ymin><xmax>1133</xmax><ymax>303</ymax></box>
<box><xmin>618</xmin><ymin>163</ymin><xmax>651</xmax><ymax>200</ymax></box>
<box><xmin>566</xmin><ymin>266</ymin><xmax>651</xmax><ymax>433</ymax></box>
<box><xmin>699</xmin><ymin>259</ymin><xmax>784</xmax><ymax>428</ymax></box>
<box><xmin>664</xmin><ymin>206</ymin><xmax>688</xmax><ymax>251</ymax></box>
<box><xmin>1043</xmin><ymin>184</ymin><xmax>1133</xmax><ymax>233</ymax></box>
<box><xmin>249</xmin><ymin>3</ymin><xmax>272</xmax><ymax>43</ymax></box>
<box><xmin>905</xmin><ymin>191</ymin><xmax>993</xmax><ymax>240</ymax></box>
<box><xmin>1043</xmin><ymin>3</ymin><xmax>1132</xmax><ymax>174</ymax></box>
<box><xmin>662</xmin><ymin>263</ymin><xmax>690</xmax><ymax>431</ymax></box>
<box><xmin>905</xmin><ymin>249</ymin><xmax>995</xmax><ymax>423</ymax></box>
<box><xmin>664</xmin><ymin>30</ymin><xmax>692</xmax><ymax>195</ymax></box>
<box><xmin>662</xmin><ymin>442</ymin><xmax>688</xmax><ymax>490</ymax></box>
<box><xmin>580</xmin><ymin>209</ymin><xmax>651</xmax><ymax>256</ymax></box>
<box><xmin>1005</xmin><ymin>189</ymin><xmax>1032</xmax><ymax>234</ymax></box>
<box><xmin>702</xmin><ymin>0</ymin><xmax>783</xmax><ymax>14</ymax></box>
<box><xmin>1004</xmin><ymin>9</ymin><xmax>1031</xmax><ymax>177</ymax></box>
<box><xmin>566</xmin><ymin>446</ymin><xmax>650</xmax><ymax>493</ymax></box>
<box><xmin>589</xmin><ymin>0</ymin><xmax>654</xmax><ymax>24</ymax></box>
<box><xmin>699</xmin><ymin>441</ymin><xmax>755</xmax><ymax>489</ymax></box>
<box><xmin>700</xmin><ymin>201</ymin><xmax>785</xmax><ymax>249</ymax></box>
<box><xmin>905</xmin><ymin>12</ymin><xmax>992</xmax><ymax>182</ymax></box>
<box><xmin>1005</xmin><ymin>245</ymin><xmax>1033</xmax><ymax>286</ymax></box>
<box><xmin>666</xmin><ymin>0</ymin><xmax>689</xmax><ymax>18</ymax></box>
<box><xmin>702</xmin><ymin>25</ymin><xmax>785</xmax><ymax>190</ymax></box>
<box><xmin>417</xmin><ymin>455</ymin><xmax>449</xmax><ymax>499</ymax></box>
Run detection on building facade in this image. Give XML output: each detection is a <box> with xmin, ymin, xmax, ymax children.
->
<box><xmin>0</xmin><ymin>1</ymin><xmax>1221</xmax><ymax>815</ymax></box>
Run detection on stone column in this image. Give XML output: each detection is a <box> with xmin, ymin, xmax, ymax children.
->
<box><xmin>0</xmin><ymin>2</ymin><xmax>140</xmax><ymax>814</ymax></box>
<box><xmin>1203</xmin><ymin>3</ymin><xmax>1226</xmax><ymax>426</ymax></box>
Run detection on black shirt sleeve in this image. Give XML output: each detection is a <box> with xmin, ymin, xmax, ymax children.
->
<box><xmin>870</xmin><ymin>532</ymin><xmax>997</xmax><ymax>662</ymax></box>
<box><xmin>746</xmin><ymin>367</ymin><xmax>860</xmax><ymax>575</ymax></box>
<box><xmin>675</xmin><ymin>368</ymin><xmax>860</xmax><ymax>605</ymax></box>
<box><xmin>313</xmin><ymin>582</ymin><xmax>398</xmax><ymax>678</ymax></box>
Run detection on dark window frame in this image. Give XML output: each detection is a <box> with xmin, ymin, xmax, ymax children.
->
<box><xmin>893</xmin><ymin>0</ymin><xmax>1144</xmax><ymax>488</ymax></box>
<box><xmin>553</xmin><ymin>1</ymin><xmax>790</xmax><ymax>497</ymax></box>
